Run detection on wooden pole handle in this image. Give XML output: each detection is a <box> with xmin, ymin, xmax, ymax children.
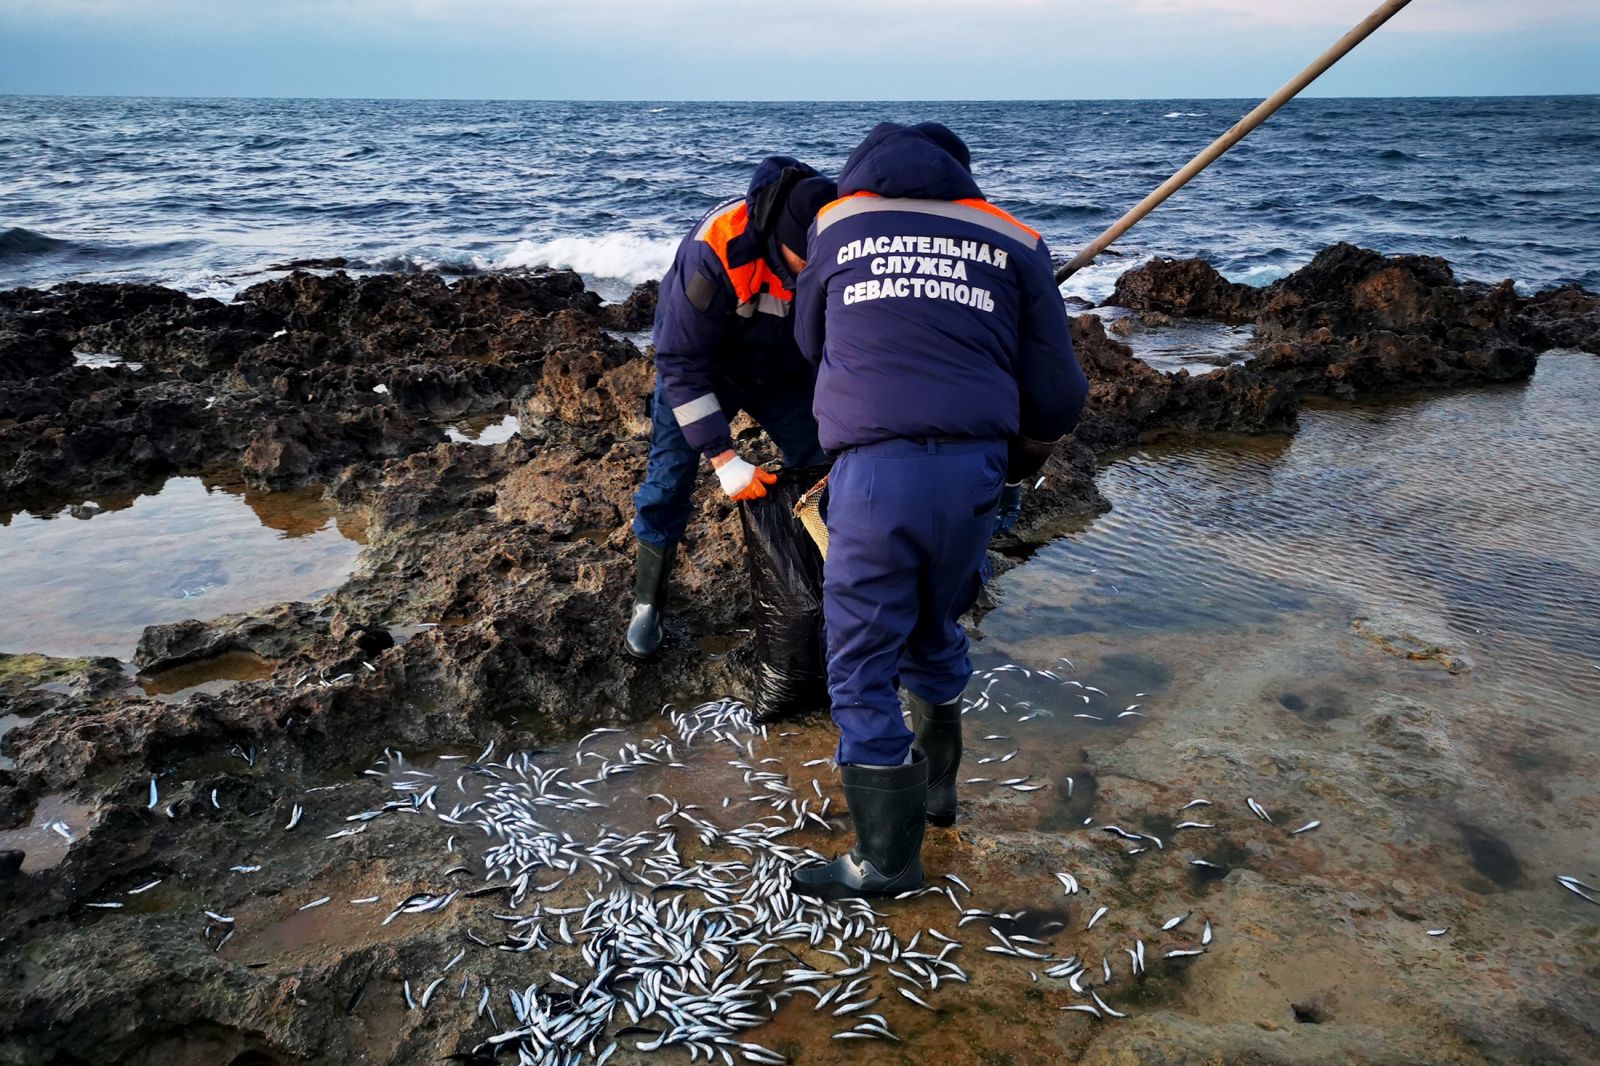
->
<box><xmin>1056</xmin><ymin>0</ymin><xmax>1417</xmax><ymax>283</ymax></box>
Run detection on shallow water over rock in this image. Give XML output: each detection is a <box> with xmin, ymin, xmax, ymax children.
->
<box><xmin>987</xmin><ymin>351</ymin><xmax>1600</xmax><ymax>725</ymax></box>
<box><xmin>444</xmin><ymin>412</ymin><xmax>521</xmax><ymax>446</ymax></box>
<box><xmin>0</xmin><ymin>475</ymin><xmax>364</xmax><ymax>659</ymax></box>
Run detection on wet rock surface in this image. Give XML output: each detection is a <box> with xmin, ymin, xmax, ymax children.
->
<box><xmin>1</xmin><ymin>246</ymin><xmax>1595</xmax><ymax>1065</ymax></box>
<box><xmin>1106</xmin><ymin>243</ymin><xmax>1596</xmax><ymax>395</ymax></box>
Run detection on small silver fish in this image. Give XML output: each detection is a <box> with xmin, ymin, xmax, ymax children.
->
<box><xmin>85</xmin><ymin>901</ymin><xmax>123</xmax><ymax>909</ymax></box>
<box><xmin>128</xmin><ymin>879</ymin><xmax>162</xmax><ymax>894</ymax></box>
<box><xmin>1202</xmin><ymin>920</ymin><xmax>1214</xmax><ymax>945</ymax></box>
<box><xmin>895</xmin><ymin>988</ymin><xmax>936</xmax><ymax>1013</ymax></box>
<box><xmin>299</xmin><ymin>896</ymin><xmax>331</xmax><ymax>911</ymax></box>
<box><xmin>1086</xmin><ymin>906</ymin><xmax>1108</xmax><ymax>930</ymax></box>
<box><xmin>1089</xmin><ymin>989</ymin><xmax>1126</xmax><ymax>1018</ymax></box>
<box><xmin>1165</xmin><ymin>948</ymin><xmax>1205</xmax><ymax>958</ymax></box>
<box><xmin>1161</xmin><ymin>912</ymin><xmax>1190</xmax><ymax>931</ymax></box>
<box><xmin>1178</xmin><ymin>799</ymin><xmax>1212</xmax><ymax>811</ymax></box>
<box><xmin>147</xmin><ymin>777</ymin><xmax>159</xmax><ymax>810</ymax></box>
<box><xmin>1556</xmin><ymin>876</ymin><xmax>1600</xmax><ymax>905</ymax></box>
<box><xmin>204</xmin><ymin>910</ymin><xmax>234</xmax><ymax>923</ymax></box>
<box><xmin>1291</xmin><ymin>820</ymin><xmax>1321</xmax><ymax>835</ymax></box>
<box><xmin>1247</xmin><ymin>797</ymin><xmax>1272</xmax><ymax>822</ymax></box>
<box><xmin>1427</xmin><ymin>928</ymin><xmax>1449</xmax><ymax>937</ymax></box>
<box><xmin>285</xmin><ymin>804</ymin><xmax>303</xmax><ymax>831</ymax></box>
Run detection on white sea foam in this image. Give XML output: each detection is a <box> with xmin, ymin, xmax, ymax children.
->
<box><xmin>1057</xmin><ymin>256</ymin><xmax>1130</xmax><ymax>306</ymax></box>
<box><xmin>1229</xmin><ymin>264</ymin><xmax>1292</xmax><ymax>287</ymax></box>
<box><xmin>492</xmin><ymin>233</ymin><xmax>676</xmax><ymax>284</ymax></box>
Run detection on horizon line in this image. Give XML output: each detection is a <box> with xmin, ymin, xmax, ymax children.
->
<box><xmin>3</xmin><ymin>91</ymin><xmax>1596</xmax><ymax>104</ymax></box>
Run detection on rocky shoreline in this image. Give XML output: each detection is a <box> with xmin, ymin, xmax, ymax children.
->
<box><xmin>0</xmin><ymin>244</ymin><xmax>1594</xmax><ymax>1064</ymax></box>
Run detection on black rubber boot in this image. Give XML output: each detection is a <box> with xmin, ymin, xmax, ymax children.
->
<box><xmin>791</xmin><ymin>752</ymin><xmax>927</xmax><ymax>900</ymax></box>
<box><xmin>910</xmin><ymin>693</ymin><xmax>963</xmax><ymax>827</ymax></box>
<box><xmin>624</xmin><ymin>540</ymin><xmax>675</xmax><ymax>660</ymax></box>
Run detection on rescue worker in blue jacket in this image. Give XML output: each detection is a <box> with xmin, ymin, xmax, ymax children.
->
<box><xmin>626</xmin><ymin>158</ymin><xmax>838</xmax><ymax>661</ymax></box>
<box><xmin>790</xmin><ymin>122</ymin><xmax>1088</xmax><ymax>899</ymax></box>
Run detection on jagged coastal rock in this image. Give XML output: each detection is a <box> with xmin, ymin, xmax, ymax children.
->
<box><xmin>0</xmin><ymin>246</ymin><xmax>1594</xmax><ymax>1064</ymax></box>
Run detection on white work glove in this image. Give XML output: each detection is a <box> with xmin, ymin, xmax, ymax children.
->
<box><xmin>713</xmin><ymin>453</ymin><xmax>777</xmax><ymax>500</ymax></box>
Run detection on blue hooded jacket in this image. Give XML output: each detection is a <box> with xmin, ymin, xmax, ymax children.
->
<box><xmin>795</xmin><ymin>123</ymin><xmax>1087</xmax><ymax>452</ymax></box>
<box><xmin>652</xmin><ymin>155</ymin><xmax>821</xmax><ymax>457</ymax></box>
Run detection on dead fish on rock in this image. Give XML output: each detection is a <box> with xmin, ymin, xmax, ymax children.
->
<box><xmin>1247</xmin><ymin>797</ymin><xmax>1272</xmax><ymax>823</ymax></box>
<box><xmin>1555</xmin><ymin>876</ymin><xmax>1599</xmax><ymax>905</ymax></box>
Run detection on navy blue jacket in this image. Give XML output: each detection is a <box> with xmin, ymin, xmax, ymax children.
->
<box><xmin>795</xmin><ymin>123</ymin><xmax>1087</xmax><ymax>452</ymax></box>
<box><xmin>652</xmin><ymin>156</ymin><xmax>818</xmax><ymax>457</ymax></box>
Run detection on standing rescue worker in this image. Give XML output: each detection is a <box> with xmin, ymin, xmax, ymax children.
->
<box><xmin>626</xmin><ymin>158</ymin><xmax>838</xmax><ymax>660</ymax></box>
<box><xmin>790</xmin><ymin>123</ymin><xmax>1088</xmax><ymax>899</ymax></box>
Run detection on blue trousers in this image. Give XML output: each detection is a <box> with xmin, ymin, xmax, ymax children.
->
<box><xmin>823</xmin><ymin>437</ymin><xmax>1007</xmax><ymax>766</ymax></box>
<box><xmin>632</xmin><ymin>375</ymin><xmax>827</xmax><ymax>548</ymax></box>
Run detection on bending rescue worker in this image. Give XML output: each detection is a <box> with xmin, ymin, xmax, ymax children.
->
<box><xmin>790</xmin><ymin>122</ymin><xmax>1089</xmax><ymax>900</ymax></box>
<box><xmin>626</xmin><ymin>158</ymin><xmax>838</xmax><ymax>659</ymax></box>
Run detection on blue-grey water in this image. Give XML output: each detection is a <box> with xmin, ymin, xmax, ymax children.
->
<box><xmin>1</xmin><ymin>96</ymin><xmax>1596</xmax><ymax>303</ymax></box>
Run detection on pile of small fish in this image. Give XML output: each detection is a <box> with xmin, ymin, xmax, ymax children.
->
<box><xmin>350</xmin><ymin>698</ymin><xmax>1221</xmax><ymax>1063</ymax></box>
<box><xmin>80</xmin><ymin>655</ymin><xmax>1600</xmax><ymax>1061</ymax></box>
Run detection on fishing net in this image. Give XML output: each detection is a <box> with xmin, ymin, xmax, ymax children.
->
<box><xmin>739</xmin><ymin>464</ymin><xmax>831</xmax><ymax>721</ymax></box>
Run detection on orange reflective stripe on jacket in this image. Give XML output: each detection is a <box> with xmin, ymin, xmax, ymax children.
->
<box><xmin>815</xmin><ymin>190</ymin><xmax>1042</xmax><ymax>249</ymax></box>
<box><xmin>694</xmin><ymin>200</ymin><xmax>792</xmax><ymax>315</ymax></box>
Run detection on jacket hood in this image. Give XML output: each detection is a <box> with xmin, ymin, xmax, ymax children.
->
<box><xmin>745</xmin><ymin>155</ymin><xmax>816</xmax><ymax>218</ymax></box>
<box><xmin>837</xmin><ymin>123</ymin><xmax>983</xmax><ymax>201</ymax></box>
<box><xmin>744</xmin><ymin>154</ymin><xmax>819</xmax><ymax>284</ymax></box>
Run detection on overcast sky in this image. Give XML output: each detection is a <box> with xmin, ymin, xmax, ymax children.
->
<box><xmin>2</xmin><ymin>0</ymin><xmax>1596</xmax><ymax>99</ymax></box>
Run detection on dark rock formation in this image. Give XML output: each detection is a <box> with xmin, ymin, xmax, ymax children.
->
<box><xmin>1516</xmin><ymin>284</ymin><xmax>1600</xmax><ymax>354</ymax></box>
<box><xmin>133</xmin><ymin>604</ymin><xmax>327</xmax><ymax>673</ymax></box>
<box><xmin>0</xmin><ymin>328</ymin><xmax>72</xmax><ymax>382</ymax></box>
<box><xmin>1105</xmin><ymin>243</ymin><xmax>1576</xmax><ymax>401</ymax></box>
<box><xmin>1106</xmin><ymin>256</ymin><xmax>1266</xmax><ymax>324</ymax></box>
<box><xmin>601</xmin><ymin>279</ymin><xmax>659</xmax><ymax>332</ymax></box>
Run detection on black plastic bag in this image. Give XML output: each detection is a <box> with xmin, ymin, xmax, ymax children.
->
<box><xmin>739</xmin><ymin>463</ymin><xmax>832</xmax><ymax>721</ymax></box>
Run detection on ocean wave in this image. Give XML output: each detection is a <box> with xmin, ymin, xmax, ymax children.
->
<box><xmin>0</xmin><ymin>226</ymin><xmax>72</xmax><ymax>260</ymax></box>
<box><xmin>492</xmin><ymin>233</ymin><xmax>676</xmax><ymax>284</ymax></box>
<box><xmin>1162</xmin><ymin>112</ymin><xmax>1206</xmax><ymax>119</ymax></box>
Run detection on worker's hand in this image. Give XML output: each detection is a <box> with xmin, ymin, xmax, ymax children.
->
<box><xmin>993</xmin><ymin>481</ymin><xmax>1024</xmax><ymax>535</ymax></box>
<box><xmin>712</xmin><ymin>451</ymin><xmax>778</xmax><ymax>501</ymax></box>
